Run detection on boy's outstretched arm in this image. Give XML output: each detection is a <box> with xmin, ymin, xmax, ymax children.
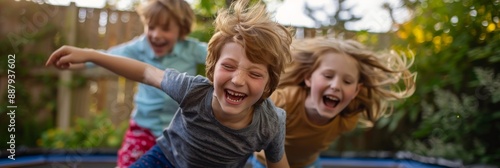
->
<box><xmin>45</xmin><ymin>45</ymin><xmax>164</xmax><ymax>88</ymax></box>
<box><xmin>68</xmin><ymin>63</ymin><xmax>86</xmax><ymax>70</ymax></box>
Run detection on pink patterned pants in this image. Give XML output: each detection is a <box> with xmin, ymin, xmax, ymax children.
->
<box><xmin>117</xmin><ymin>120</ymin><xmax>156</xmax><ymax>168</ymax></box>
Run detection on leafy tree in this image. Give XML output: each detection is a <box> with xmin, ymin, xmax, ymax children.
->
<box><xmin>385</xmin><ymin>0</ymin><xmax>500</xmax><ymax>165</ymax></box>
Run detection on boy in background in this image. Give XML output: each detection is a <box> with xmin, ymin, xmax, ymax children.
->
<box><xmin>71</xmin><ymin>0</ymin><xmax>207</xmax><ymax>167</ymax></box>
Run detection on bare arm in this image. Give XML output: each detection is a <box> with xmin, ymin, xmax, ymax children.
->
<box><xmin>45</xmin><ymin>45</ymin><xmax>164</xmax><ymax>88</ymax></box>
<box><xmin>68</xmin><ymin>63</ymin><xmax>86</xmax><ymax>70</ymax></box>
<box><xmin>266</xmin><ymin>153</ymin><xmax>289</xmax><ymax>168</ymax></box>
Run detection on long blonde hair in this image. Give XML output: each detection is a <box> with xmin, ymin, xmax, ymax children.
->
<box><xmin>281</xmin><ymin>37</ymin><xmax>416</xmax><ymax>125</ymax></box>
<box><xmin>205</xmin><ymin>0</ymin><xmax>293</xmax><ymax>104</ymax></box>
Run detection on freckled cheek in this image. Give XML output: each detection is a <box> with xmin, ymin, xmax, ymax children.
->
<box><xmin>252</xmin><ymin>80</ymin><xmax>267</xmax><ymax>95</ymax></box>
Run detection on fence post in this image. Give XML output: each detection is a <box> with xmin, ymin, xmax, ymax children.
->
<box><xmin>57</xmin><ymin>2</ymin><xmax>77</xmax><ymax>130</ymax></box>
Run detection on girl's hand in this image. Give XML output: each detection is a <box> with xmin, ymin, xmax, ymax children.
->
<box><xmin>45</xmin><ymin>45</ymin><xmax>93</xmax><ymax>69</ymax></box>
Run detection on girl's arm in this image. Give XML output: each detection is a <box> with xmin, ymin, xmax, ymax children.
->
<box><xmin>266</xmin><ymin>154</ymin><xmax>289</xmax><ymax>168</ymax></box>
<box><xmin>45</xmin><ymin>45</ymin><xmax>164</xmax><ymax>88</ymax></box>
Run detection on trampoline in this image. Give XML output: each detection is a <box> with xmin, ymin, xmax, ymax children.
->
<box><xmin>0</xmin><ymin>149</ymin><xmax>458</xmax><ymax>168</ymax></box>
<box><xmin>0</xmin><ymin>148</ymin><xmax>118</xmax><ymax>168</ymax></box>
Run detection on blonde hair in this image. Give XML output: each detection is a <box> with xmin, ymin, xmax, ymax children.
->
<box><xmin>205</xmin><ymin>0</ymin><xmax>293</xmax><ymax>104</ymax></box>
<box><xmin>280</xmin><ymin>37</ymin><xmax>416</xmax><ymax>126</ymax></box>
<box><xmin>136</xmin><ymin>0</ymin><xmax>194</xmax><ymax>39</ymax></box>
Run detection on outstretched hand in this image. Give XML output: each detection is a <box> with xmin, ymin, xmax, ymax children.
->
<box><xmin>45</xmin><ymin>45</ymin><xmax>93</xmax><ymax>69</ymax></box>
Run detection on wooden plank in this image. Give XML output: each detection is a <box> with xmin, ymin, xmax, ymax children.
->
<box><xmin>57</xmin><ymin>2</ymin><xmax>77</xmax><ymax>131</ymax></box>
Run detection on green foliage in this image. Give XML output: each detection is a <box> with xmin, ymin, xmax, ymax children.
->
<box><xmin>381</xmin><ymin>0</ymin><xmax>500</xmax><ymax>165</ymax></box>
<box><xmin>0</xmin><ymin>75</ymin><xmax>58</xmax><ymax>149</ymax></box>
<box><xmin>402</xmin><ymin>68</ymin><xmax>500</xmax><ymax>164</ymax></box>
<box><xmin>194</xmin><ymin>0</ymin><xmax>227</xmax><ymax>17</ymax></box>
<box><xmin>190</xmin><ymin>27</ymin><xmax>214</xmax><ymax>43</ymax></box>
<box><xmin>39</xmin><ymin>111</ymin><xmax>127</xmax><ymax>149</ymax></box>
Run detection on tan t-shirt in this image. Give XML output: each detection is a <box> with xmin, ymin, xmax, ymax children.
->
<box><xmin>257</xmin><ymin>86</ymin><xmax>359</xmax><ymax>168</ymax></box>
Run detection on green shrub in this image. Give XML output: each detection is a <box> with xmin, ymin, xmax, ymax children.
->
<box><xmin>400</xmin><ymin>68</ymin><xmax>500</xmax><ymax>165</ymax></box>
<box><xmin>39</xmin><ymin>111</ymin><xmax>127</xmax><ymax>149</ymax></box>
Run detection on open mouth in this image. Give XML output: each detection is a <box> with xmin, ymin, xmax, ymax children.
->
<box><xmin>151</xmin><ymin>41</ymin><xmax>168</xmax><ymax>47</ymax></box>
<box><xmin>225</xmin><ymin>89</ymin><xmax>247</xmax><ymax>104</ymax></box>
<box><xmin>323</xmin><ymin>95</ymin><xmax>340</xmax><ymax>108</ymax></box>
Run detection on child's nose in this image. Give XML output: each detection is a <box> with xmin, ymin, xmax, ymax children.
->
<box><xmin>231</xmin><ymin>70</ymin><xmax>246</xmax><ymax>86</ymax></box>
<box><xmin>151</xmin><ymin>30</ymin><xmax>159</xmax><ymax>37</ymax></box>
<box><xmin>330</xmin><ymin>78</ymin><xmax>341</xmax><ymax>92</ymax></box>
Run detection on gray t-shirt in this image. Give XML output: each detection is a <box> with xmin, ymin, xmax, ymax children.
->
<box><xmin>156</xmin><ymin>69</ymin><xmax>286</xmax><ymax>168</ymax></box>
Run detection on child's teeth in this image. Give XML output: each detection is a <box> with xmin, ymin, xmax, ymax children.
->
<box><xmin>326</xmin><ymin>96</ymin><xmax>339</xmax><ymax>101</ymax></box>
<box><xmin>228</xmin><ymin>90</ymin><xmax>244</xmax><ymax>96</ymax></box>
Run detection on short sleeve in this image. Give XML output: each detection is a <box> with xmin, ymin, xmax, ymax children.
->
<box><xmin>263</xmin><ymin>107</ymin><xmax>286</xmax><ymax>163</ymax></box>
<box><xmin>160</xmin><ymin>69</ymin><xmax>193</xmax><ymax>104</ymax></box>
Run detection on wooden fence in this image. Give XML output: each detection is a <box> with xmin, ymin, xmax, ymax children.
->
<box><xmin>1</xmin><ymin>1</ymin><xmax>143</xmax><ymax>130</ymax></box>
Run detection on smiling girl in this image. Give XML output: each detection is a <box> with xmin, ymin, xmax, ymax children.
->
<box><xmin>253</xmin><ymin>37</ymin><xmax>416</xmax><ymax>168</ymax></box>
